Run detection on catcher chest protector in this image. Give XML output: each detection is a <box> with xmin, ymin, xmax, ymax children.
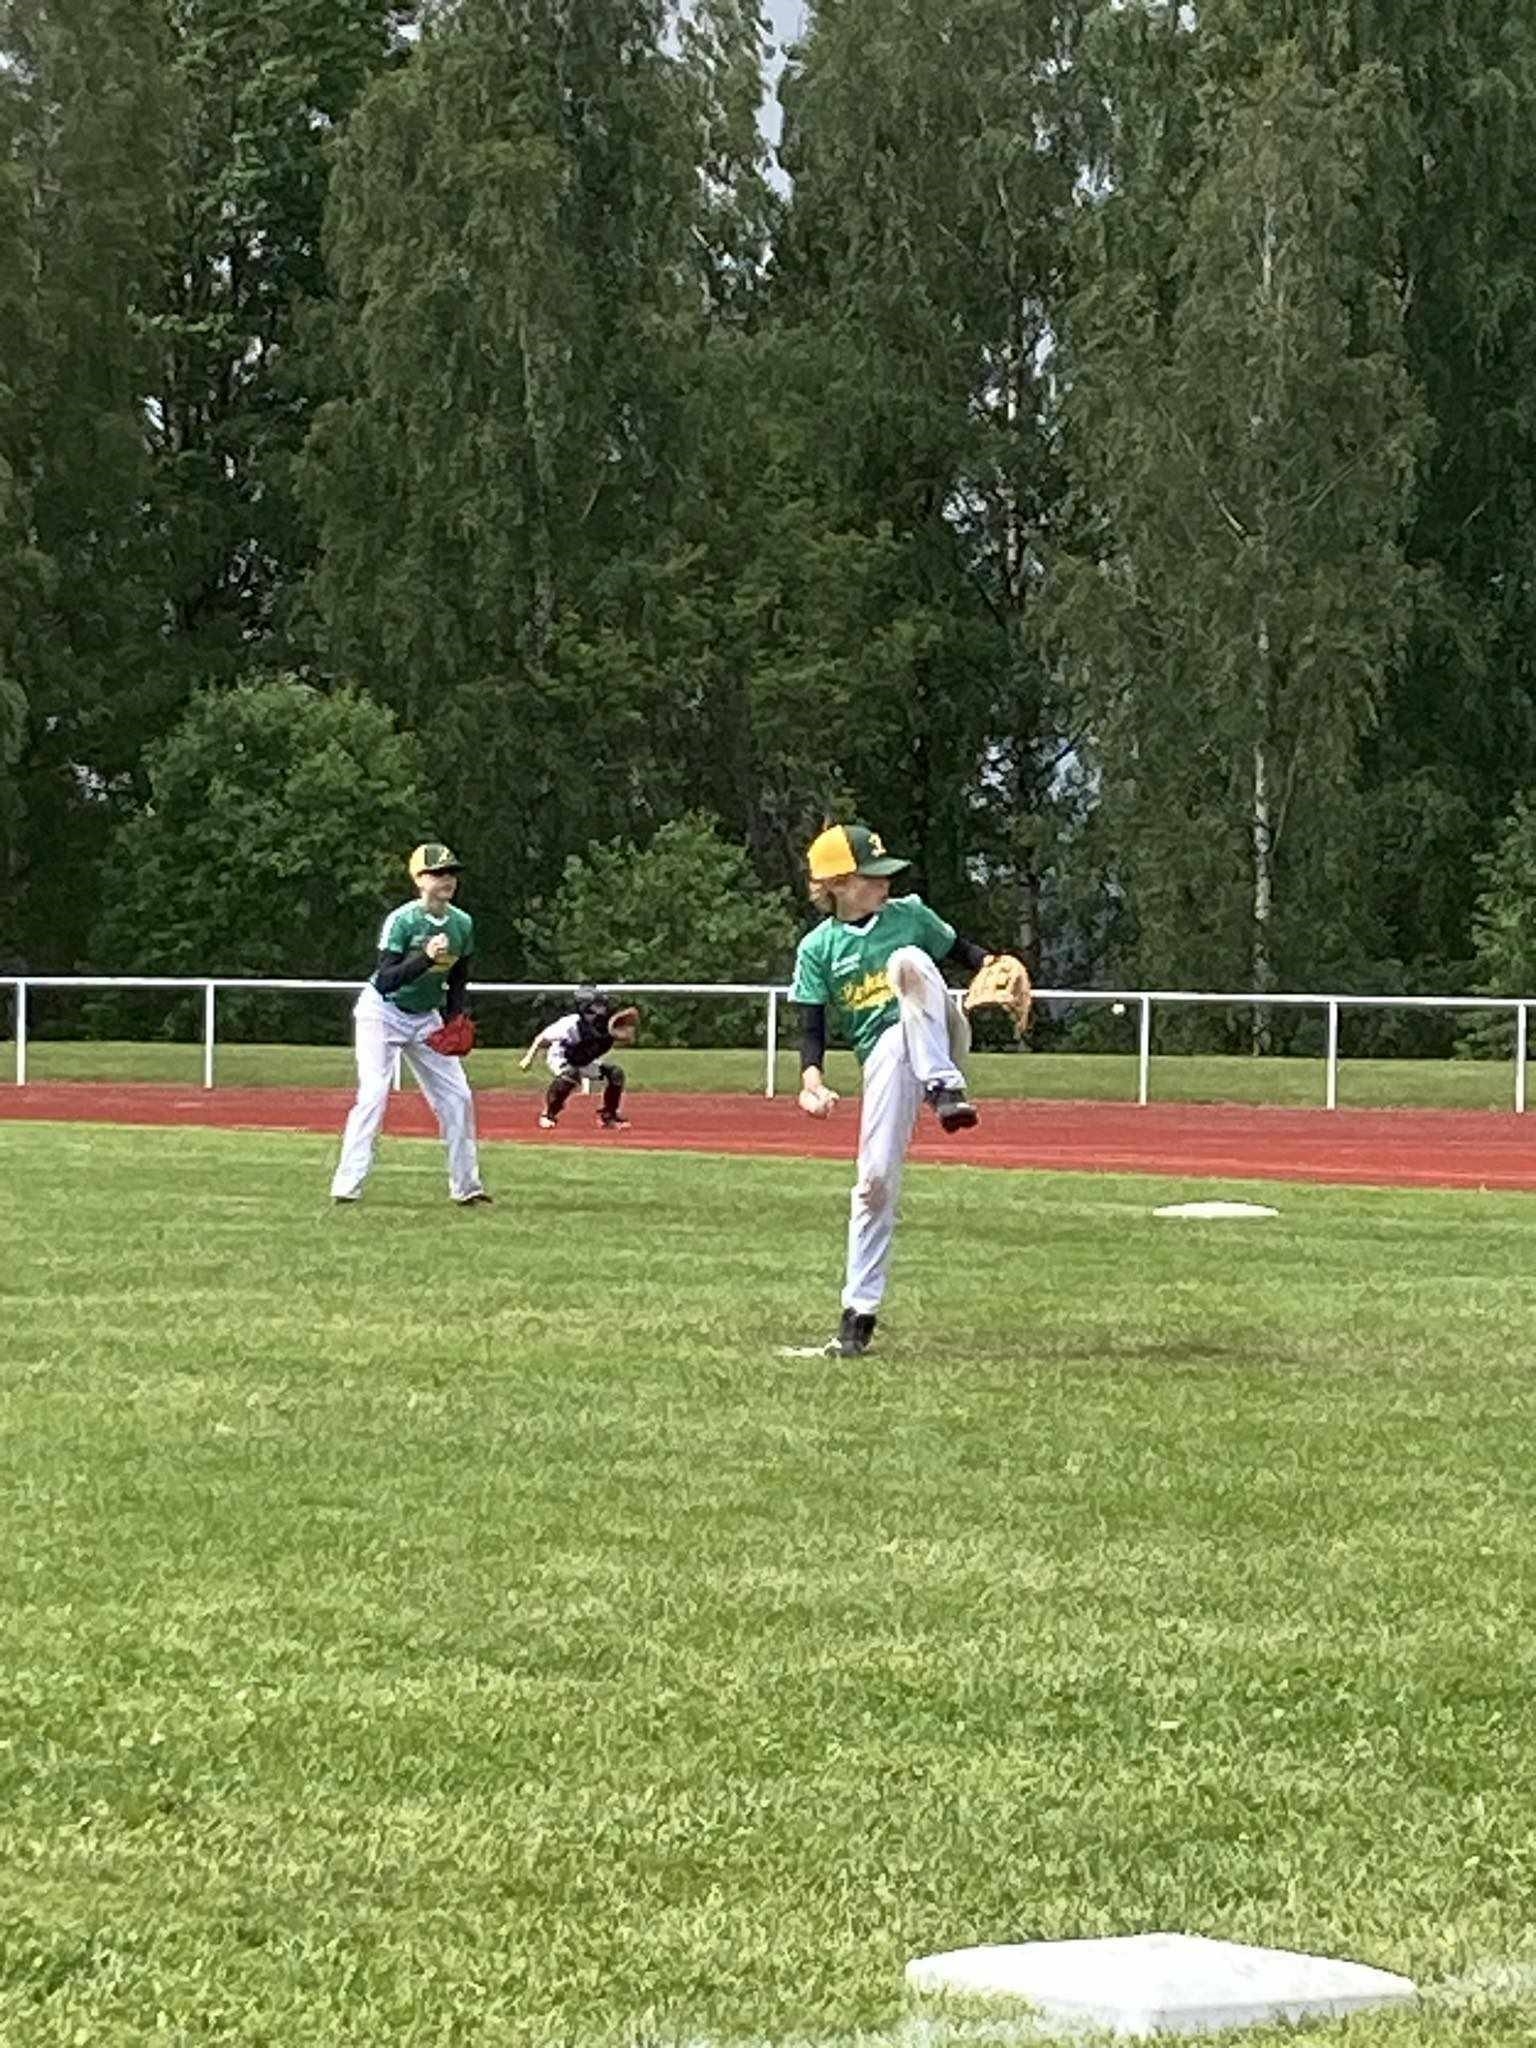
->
<box><xmin>564</xmin><ymin>988</ymin><xmax>615</xmax><ymax>1068</ymax></box>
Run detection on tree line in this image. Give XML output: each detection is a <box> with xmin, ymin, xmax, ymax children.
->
<box><xmin>6</xmin><ymin>0</ymin><xmax>1536</xmax><ymax>1049</ymax></box>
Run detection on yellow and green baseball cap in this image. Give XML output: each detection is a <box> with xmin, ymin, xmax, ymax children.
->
<box><xmin>408</xmin><ymin>841</ymin><xmax>463</xmax><ymax>878</ymax></box>
<box><xmin>806</xmin><ymin>822</ymin><xmax>910</xmax><ymax>881</ymax></box>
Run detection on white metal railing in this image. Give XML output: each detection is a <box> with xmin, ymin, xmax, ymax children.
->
<box><xmin>0</xmin><ymin>977</ymin><xmax>790</xmax><ymax>1097</ymax></box>
<box><xmin>0</xmin><ymin>976</ymin><xmax>1532</xmax><ymax>1110</ymax></box>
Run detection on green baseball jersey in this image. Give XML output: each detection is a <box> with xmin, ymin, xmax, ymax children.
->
<box><xmin>790</xmin><ymin>894</ymin><xmax>957</xmax><ymax>1065</ymax></box>
<box><xmin>374</xmin><ymin>901</ymin><xmax>475</xmax><ymax>1014</ymax></box>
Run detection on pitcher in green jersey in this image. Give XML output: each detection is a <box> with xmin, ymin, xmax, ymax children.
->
<box><xmin>330</xmin><ymin>842</ymin><xmax>491</xmax><ymax>1206</ymax></box>
<box><xmin>788</xmin><ymin>822</ymin><xmax>1012</xmax><ymax>1359</ymax></box>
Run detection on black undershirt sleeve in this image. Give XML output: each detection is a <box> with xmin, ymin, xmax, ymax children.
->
<box><xmin>945</xmin><ymin>934</ymin><xmax>991</xmax><ymax>975</ymax></box>
<box><xmin>798</xmin><ymin>1003</ymin><xmax>828</xmax><ymax>1072</ymax></box>
<box><xmin>372</xmin><ymin>947</ymin><xmax>431</xmax><ymax>996</ymax></box>
<box><xmin>442</xmin><ymin>956</ymin><xmax>470</xmax><ymax>1019</ymax></box>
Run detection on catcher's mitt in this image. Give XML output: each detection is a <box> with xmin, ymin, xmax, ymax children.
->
<box><xmin>608</xmin><ymin>1006</ymin><xmax>640</xmax><ymax>1044</ymax></box>
<box><xmin>963</xmin><ymin>954</ymin><xmax>1033</xmax><ymax>1035</ymax></box>
<box><xmin>425</xmin><ymin>1012</ymin><xmax>476</xmax><ymax>1057</ymax></box>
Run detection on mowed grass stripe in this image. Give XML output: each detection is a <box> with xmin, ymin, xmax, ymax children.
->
<box><xmin>1</xmin><ymin>1124</ymin><xmax>1534</xmax><ymax>2045</ymax></box>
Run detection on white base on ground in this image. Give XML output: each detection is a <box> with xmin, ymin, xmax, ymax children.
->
<box><xmin>777</xmin><ymin>1344</ymin><xmax>831</xmax><ymax>1359</ymax></box>
<box><xmin>1152</xmin><ymin>1200</ymin><xmax>1279</xmax><ymax>1220</ymax></box>
<box><xmin>905</xmin><ymin>1934</ymin><xmax>1417</xmax><ymax>2040</ymax></box>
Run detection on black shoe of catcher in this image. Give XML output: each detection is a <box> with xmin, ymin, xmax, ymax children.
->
<box><xmin>926</xmin><ymin>1083</ymin><xmax>979</xmax><ymax>1133</ymax></box>
<box><xmin>596</xmin><ymin>1111</ymin><xmax>630</xmax><ymax>1130</ymax></box>
<box><xmin>823</xmin><ymin>1309</ymin><xmax>877</xmax><ymax>1359</ymax></box>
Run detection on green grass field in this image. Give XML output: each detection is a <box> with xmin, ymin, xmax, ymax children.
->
<box><xmin>4</xmin><ymin>1121</ymin><xmax>1536</xmax><ymax>2045</ymax></box>
<box><xmin>5</xmin><ymin>1037</ymin><xmax>1535</xmax><ymax>1111</ymax></box>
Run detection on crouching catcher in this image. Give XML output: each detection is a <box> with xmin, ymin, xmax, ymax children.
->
<box><xmin>519</xmin><ymin>985</ymin><xmax>640</xmax><ymax>1130</ymax></box>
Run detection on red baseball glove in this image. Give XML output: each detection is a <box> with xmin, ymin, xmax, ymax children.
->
<box><xmin>425</xmin><ymin>1012</ymin><xmax>476</xmax><ymax>1057</ymax></box>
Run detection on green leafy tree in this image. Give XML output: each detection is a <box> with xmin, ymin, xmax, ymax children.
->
<box><xmin>1056</xmin><ymin>34</ymin><xmax>1424</xmax><ymax>1037</ymax></box>
<box><xmin>92</xmin><ymin>679</ymin><xmax>438</xmax><ymax>1037</ymax></box>
<box><xmin>530</xmin><ymin>812</ymin><xmax>797</xmax><ymax>1046</ymax></box>
<box><xmin>0</xmin><ymin>77</ymin><xmax>39</xmax><ymax>957</ymax></box>
<box><xmin>760</xmin><ymin>0</ymin><xmax>1094</xmax><ymax>956</ymax></box>
<box><xmin>142</xmin><ymin>0</ymin><xmax>411</xmax><ymax>692</ymax></box>
<box><xmin>302</xmin><ymin>0</ymin><xmax>773</xmax><ymax>952</ymax></box>
<box><xmin>1460</xmin><ymin>792</ymin><xmax>1536</xmax><ymax>1058</ymax></box>
<box><xmin>0</xmin><ymin>0</ymin><xmax>172</xmax><ymax>965</ymax></box>
<box><xmin>1051</xmin><ymin>0</ymin><xmax>1536</xmax><ymax>1016</ymax></box>
<box><xmin>0</xmin><ymin>446</ymin><xmax>31</xmax><ymax>961</ymax></box>
<box><xmin>1173</xmin><ymin>1</ymin><xmax>1536</xmax><ymax>1000</ymax></box>
<box><xmin>0</xmin><ymin>0</ymin><xmax>406</xmax><ymax>967</ymax></box>
<box><xmin>1351</xmin><ymin>0</ymin><xmax>1536</xmax><ymax>992</ymax></box>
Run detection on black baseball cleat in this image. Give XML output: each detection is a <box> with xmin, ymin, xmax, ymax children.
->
<box><xmin>596</xmin><ymin>1112</ymin><xmax>630</xmax><ymax>1130</ymax></box>
<box><xmin>453</xmin><ymin>1187</ymin><xmax>494</xmax><ymax>1205</ymax></box>
<box><xmin>926</xmin><ymin>1083</ymin><xmax>979</xmax><ymax>1133</ymax></box>
<box><xmin>824</xmin><ymin>1309</ymin><xmax>877</xmax><ymax>1358</ymax></box>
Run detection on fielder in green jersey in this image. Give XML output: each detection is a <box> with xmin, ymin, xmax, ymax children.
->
<box><xmin>375</xmin><ymin>899</ymin><xmax>475</xmax><ymax>1015</ymax></box>
<box><xmin>330</xmin><ymin>841</ymin><xmax>491</xmax><ymax>1207</ymax></box>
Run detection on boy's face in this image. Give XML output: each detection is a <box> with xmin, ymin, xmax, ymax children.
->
<box><xmin>830</xmin><ymin>874</ymin><xmax>891</xmax><ymax>920</ymax></box>
<box><xmin>418</xmin><ymin>870</ymin><xmax>459</xmax><ymax>911</ymax></box>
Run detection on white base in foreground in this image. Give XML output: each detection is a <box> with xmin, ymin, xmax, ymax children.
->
<box><xmin>905</xmin><ymin>1934</ymin><xmax>1417</xmax><ymax>2039</ymax></box>
<box><xmin>1152</xmin><ymin>1200</ymin><xmax>1279</xmax><ymax>1220</ymax></box>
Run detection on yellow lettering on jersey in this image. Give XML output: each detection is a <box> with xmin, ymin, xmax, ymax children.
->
<box><xmin>839</xmin><ymin>969</ymin><xmax>894</xmax><ymax>1012</ymax></box>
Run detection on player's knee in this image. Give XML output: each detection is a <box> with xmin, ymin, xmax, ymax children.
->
<box><xmin>888</xmin><ymin>946</ymin><xmax>931</xmax><ymax>998</ymax></box>
<box><xmin>853</xmin><ymin>1171</ymin><xmax>892</xmax><ymax>1217</ymax></box>
<box><xmin>602</xmin><ymin>1062</ymin><xmax>625</xmax><ymax>1089</ymax></box>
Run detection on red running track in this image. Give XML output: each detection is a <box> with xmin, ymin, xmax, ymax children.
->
<box><xmin>4</xmin><ymin>1082</ymin><xmax>1536</xmax><ymax>1191</ymax></box>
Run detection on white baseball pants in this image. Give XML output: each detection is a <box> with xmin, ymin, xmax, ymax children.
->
<box><xmin>331</xmin><ymin>984</ymin><xmax>483</xmax><ymax>1200</ymax></box>
<box><xmin>843</xmin><ymin>946</ymin><xmax>970</xmax><ymax>1313</ymax></box>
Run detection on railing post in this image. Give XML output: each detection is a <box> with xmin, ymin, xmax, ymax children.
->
<box><xmin>1137</xmin><ymin>994</ymin><xmax>1152</xmax><ymax>1106</ymax></box>
<box><xmin>15</xmin><ymin>979</ymin><xmax>26</xmax><ymax>1087</ymax></box>
<box><xmin>1516</xmin><ymin>1002</ymin><xmax>1528</xmax><ymax>1115</ymax></box>
<box><xmin>1325</xmin><ymin>999</ymin><xmax>1340</xmax><ymax>1111</ymax></box>
<box><xmin>765</xmin><ymin>988</ymin><xmax>778</xmax><ymax>1100</ymax></box>
<box><xmin>203</xmin><ymin>983</ymin><xmax>217</xmax><ymax>1092</ymax></box>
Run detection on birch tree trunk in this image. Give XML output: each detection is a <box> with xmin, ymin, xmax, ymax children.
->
<box><xmin>1251</xmin><ymin>632</ymin><xmax>1274</xmax><ymax>1055</ymax></box>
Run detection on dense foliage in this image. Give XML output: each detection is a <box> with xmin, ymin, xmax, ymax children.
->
<box><xmin>7</xmin><ymin>0</ymin><xmax>1536</xmax><ymax>1025</ymax></box>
